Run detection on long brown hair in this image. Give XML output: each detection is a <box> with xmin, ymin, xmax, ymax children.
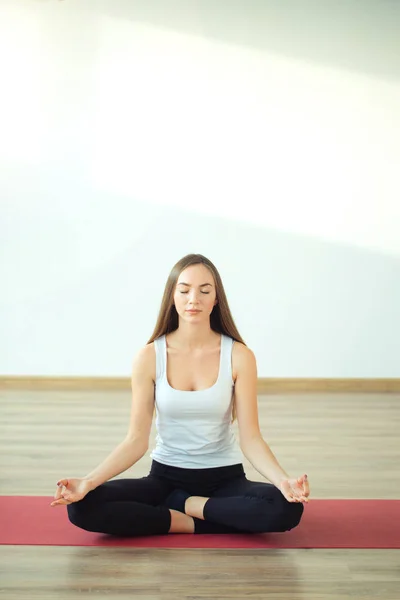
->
<box><xmin>147</xmin><ymin>254</ymin><xmax>246</xmax><ymax>345</ymax></box>
<box><xmin>148</xmin><ymin>254</ymin><xmax>244</xmax><ymax>422</ymax></box>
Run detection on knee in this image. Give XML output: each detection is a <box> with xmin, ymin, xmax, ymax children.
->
<box><xmin>279</xmin><ymin>501</ymin><xmax>304</xmax><ymax>532</ymax></box>
<box><xmin>67</xmin><ymin>500</ymin><xmax>94</xmax><ymax>531</ymax></box>
<box><xmin>255</xmin><ymin>495</ymin><xmax>304</xmax><ymax>534</ymax></box>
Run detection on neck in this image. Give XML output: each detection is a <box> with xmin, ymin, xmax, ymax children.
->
<box><xmin>170</xmin><ymin>323</ymin><xmax>219</xmax><ymax>350</ymax></box>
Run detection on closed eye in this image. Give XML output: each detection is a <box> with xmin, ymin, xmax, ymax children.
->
<box><xmin>180</xmin><ymin>291</ymin><xmax>210</xmax><ymax>295</ymax></box>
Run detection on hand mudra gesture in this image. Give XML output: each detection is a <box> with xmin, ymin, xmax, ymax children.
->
<box><xmin>280</xmin><ymin>474</ymin><xmax>310</xmax><ymax>503</ymax></box>
<box><xmin>50</xmin><ymin>478</ymin><xmax>92</xmax><ymax>507</ymax></box>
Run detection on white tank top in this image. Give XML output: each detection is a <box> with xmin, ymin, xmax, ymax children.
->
<box><xmin>150</xmin><ymin>333</ymin><xmax>242</xmax><ymax>468</ymax></box>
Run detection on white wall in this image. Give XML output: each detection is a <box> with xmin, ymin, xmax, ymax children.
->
<box><xmin>2</xmin><ymin>0</ymin><xmax>400</xmax><ymax>377</ymax></box>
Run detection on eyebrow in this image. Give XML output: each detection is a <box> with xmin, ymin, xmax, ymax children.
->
<box><xmin>177</xmin><ymin>282</ymin><xmax>213</xmax><ymax>287</ymax></box>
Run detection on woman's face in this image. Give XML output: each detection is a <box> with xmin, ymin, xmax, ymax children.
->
<box><xmin>174</xmin><ymin>264</ymin><xmax>217</xmax><ymax>323</ymax></box>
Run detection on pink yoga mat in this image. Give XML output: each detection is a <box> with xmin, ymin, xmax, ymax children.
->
<box><xmin>1</xmin><ymin>497</ymin><xmax>399</xmax><ymax>548</ymax></box>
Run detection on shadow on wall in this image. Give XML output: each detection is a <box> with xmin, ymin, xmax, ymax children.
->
<box><xmin>99</xmin><ymin>0</ymin><xmax>400</xmax><ymax>82</ymax></box>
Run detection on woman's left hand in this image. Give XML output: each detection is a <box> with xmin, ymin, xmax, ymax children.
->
<box><xmin>280</xmin><ymin>474</ymin><xmax>310</xmax><ymax>503</ymax></box>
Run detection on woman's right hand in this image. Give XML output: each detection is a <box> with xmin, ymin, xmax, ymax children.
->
<box><xmin>50</xmin><ymin>477</ymin><xmax>93</xmax><ymax>507</ymax></box>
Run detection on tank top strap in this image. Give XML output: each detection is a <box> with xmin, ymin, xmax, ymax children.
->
<box><xmin>153</xmin><ymin>335</ymin><xmax>167</xmax><ymax>381</ymax></box>
<box><xmin>220</xmin><ymin>334</ymin><xmax>234</xmax><ymax>382</ymax></box>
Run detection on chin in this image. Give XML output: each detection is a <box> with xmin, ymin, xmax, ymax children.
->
<box><xmin>183</xmin><ymin>312</ymin><xmax>204</xmax><ymax>319</ymax></box>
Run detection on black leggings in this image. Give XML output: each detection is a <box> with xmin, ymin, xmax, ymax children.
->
<box><xmin>67</xmin><ymin>460</ymin><xmax>304</xmax><ymax>536</ymax></box>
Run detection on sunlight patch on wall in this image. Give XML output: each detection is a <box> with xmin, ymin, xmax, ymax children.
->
<box><xmin>89</xmin><ymin>17</ymin><xmax>400</xmax><ymax>256</ymax></box>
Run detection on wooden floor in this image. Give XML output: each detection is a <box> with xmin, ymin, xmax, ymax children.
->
<box><xmin>1</xmin><ymin>389</ymin><xmax>400</xmax><ymax>599</ymax></box>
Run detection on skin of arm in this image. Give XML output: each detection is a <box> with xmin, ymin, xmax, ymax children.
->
<box><xmin>83</xmin><ymin>344</ymin><xmax>155</xmax><ymax>490</ymax></box>
<box><xmin>233</xmin><ymin>343</ymin><xmax>290</xmax><ymax>488</ymax></box>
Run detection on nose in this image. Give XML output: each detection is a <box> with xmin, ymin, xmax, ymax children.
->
<box><xmin>187</xmin><ymin>289</ymin><xmax>201</xmax><ymax>304</ymax></box>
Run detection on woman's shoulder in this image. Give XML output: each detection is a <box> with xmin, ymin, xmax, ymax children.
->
<box><xmin>132</xmin><ymin>342</ymin><xmax>157</xmax><ymax>382</ymax></box>
<box><xmin>134</xmin><ymin>341</ymin><xmax>156</xmax><ymax>358</ymax></box>
<box><xmin>231</xmin><ymin>340</ymin><xmax>255</xmax><ymax>357</ymax></box>
<box><xmin>231</xmin><ymin>341</ymin><xmax>256</xmax><ymax>380</ymax></box>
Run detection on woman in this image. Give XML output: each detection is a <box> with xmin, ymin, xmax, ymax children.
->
<box><xmin>51</xmin><ymin>253</ymin><xmax>310</xmax><ymax>536</ymax></box>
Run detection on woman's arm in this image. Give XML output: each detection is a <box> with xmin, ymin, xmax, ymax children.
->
<box><xmin>232</xmin><ymin>344</ymin><xmax>289</xmax><ymax>488</ymax></box>
<box><xmin>83</xmin><ymin>344</ymin><xmax>156</xmax><ymax>490</ymax></box>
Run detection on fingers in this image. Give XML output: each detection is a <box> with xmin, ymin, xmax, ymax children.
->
<box><xmin>290</xmin><ymin>487</ymin><xmax>306</xmax><ymax>503</ymax></box>
<box><xmin>54</xmin><ymin>481</ymin><xmax>68</xmax><ymax>500</ymax></box>
<box><xmin>292</xmin><ymin>494</ymin><xmax>308</xmax><ymax>503</ymax></box>
<box><xmin>293</xmin><ymin>474</ymin><xmax>310</xmax><ymax>502</ymax></box>
<box><xmin>52</xmin><ymin>479</ymin><xmax>72</xmax><ymax>506</ymax></box>
<box><xmin>284</xmin><ymin>492</ymin><xmax>304</xmax><ymax>503</ymax></box>
<box><xmin>56</xmin><ymin>479</ymin><xmax>69</xmax><ymax>490</ymax></box>
<box><xmin>50</xmin><ymin>498</ymin><xmax>72</xmax><ymax>507</ymax></box>
<box><xmin>302</xmin><ymin>474</ymin><xmax>310</xmax><ymax>497</ymax></box>
<box><xmin>51</xmin><ymin>487</ymin><xmax>73</xmax><ymax>507</ymax></box>
<box><xmin>51</xmin><ymin>488</ymin><xmax>73</xmax><ymax>506</ymax></box>
<box><xmin>53</xmin><ymin>485</ymin><xmax>64</xmax><ymax>501</ymax></box>
<box><xmin>281</xmin><ymin>481</ymin><xmax>302</xmax><ymax>503</ymax></box>
<box><xmin>281</xmin><ymin>477</ymin><xmax>310</xmax><ymax>503</ymax></box>
<box><xmin>298</xmin><ymin>475</ymin><xmax>310</xmax><ymax>502</ymax></box>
